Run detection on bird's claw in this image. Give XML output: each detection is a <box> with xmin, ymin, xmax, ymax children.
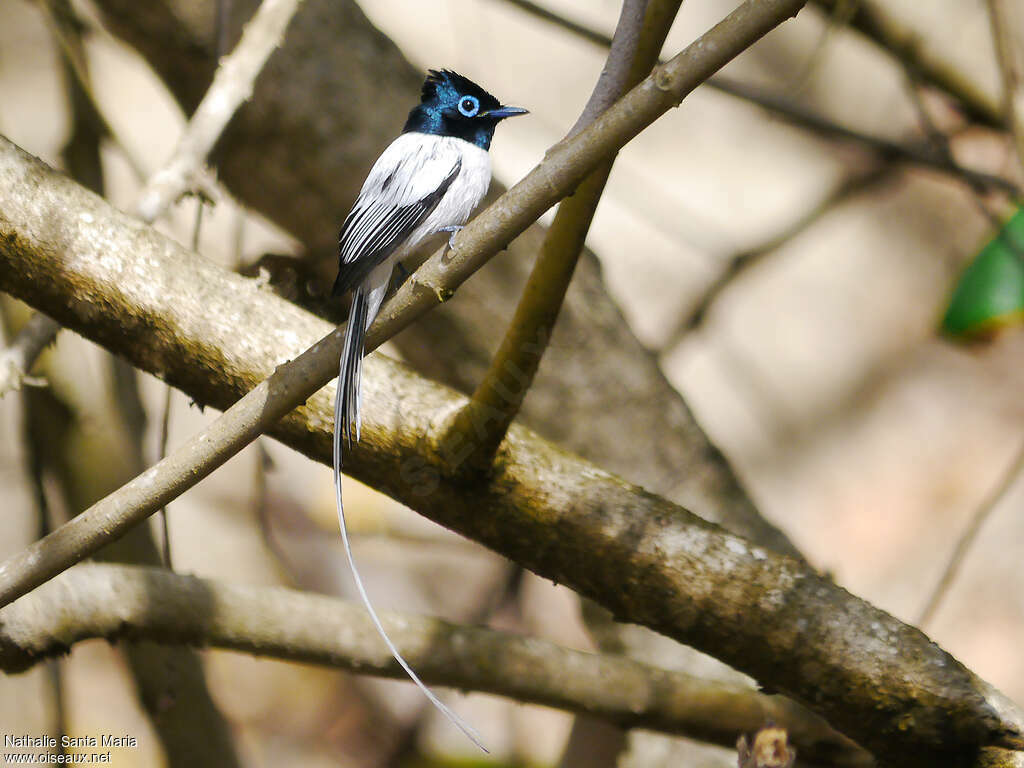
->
<box><xmin>437</xmin><ymin>225</ymin><xmax>464</xmax><ymax>250</ymax></box>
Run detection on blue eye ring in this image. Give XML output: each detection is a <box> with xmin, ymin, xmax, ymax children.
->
<box><xmin>457</xmin><ymin>95</ymin><xmax>480</xmax><ymax>117</ymax></box>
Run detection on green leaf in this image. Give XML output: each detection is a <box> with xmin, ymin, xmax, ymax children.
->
<box><xmin>942</xmin><ymin>207</ymin><xmax>1024</xmax><ymax>339</ymax></box>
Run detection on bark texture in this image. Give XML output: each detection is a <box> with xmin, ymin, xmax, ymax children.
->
<box><xmin>90</xmin><ymin>0</ymin><xmax>799</xmax><ymax>557</ymax></box>
<box><xmin>0</xmin><ymin>563</ymin><xmax>873</xmax><ymax>766</ymax></box>
<box><xmin>0</xmin><ymin>136</ymin><xmax>1021</xmax><ymax>767</ymax></box>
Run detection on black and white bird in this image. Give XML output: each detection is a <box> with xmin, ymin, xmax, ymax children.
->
<box><xmin>332</xmin><ymin>70</ymin><xmax>527</xmax><ymax>747</ymax></box>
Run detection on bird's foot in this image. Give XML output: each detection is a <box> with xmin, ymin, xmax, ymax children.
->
<box><xmin>437</xmin><ymin>225</ymin><xmax>464</xmax><ymax>250</ymax></box>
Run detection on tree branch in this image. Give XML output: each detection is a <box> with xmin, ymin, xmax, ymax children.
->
<box><xmin>1</xmin><ymin>131</ymin><xmax>1024</xmax><ymax>765</ymax></box>
<box><xmin>0</xmin><ymin>312</ymin><xmax>59</xmax><ymax>396</ymax></box>
<box><xmin>985</xmin><ymin>0</ymin><xmax>1024</xmax><ymax>180</ymax></box>
<box><xmin>918</xmin><ymin>440</ymin><xmax>1024</xmax><ymax>629</ymax></box>
<box><xmin>708</xmin><ymin>75</ymin><xmax>1017</xmax><ymax>195</ymax></box>
<box><xmin>568</xmin><ymin>0</ymin><xmax>650</xmax><ymax>139</ymax></box>
<box><xmin>41</xmin><ymin>0</ymin><xmax>147</xmax><ymax>183</ymax></box>
<box><xmin>0</xmin><ymin>563</ymin><xmax>871</xmax><ymax>766</ymax></box>
<box><xmin>2</xmin><ymin>0</ymin><xmax>304</xmax><ymax>397</ymax></box>
<box><xmin>809</xmin><ymin>0</ymin><xmax>1003</xmax><ymax>128</ymax></box>
<box><xmin>501</xmin><ymin>0</ymin><xmax>1017</xmax><ymax>194</ymax></box>
<box><xmin>0</xmin><ymin>0</ymin><xmax>812</xmax><ymax>609</ymax></box>
<box><xmin>660</xmin><ymin>166</ymin><xmax>894</xmax><ymax>345</ymax></box>
<box><xmin>443</xmin><ymin>0</ymin><xmax>676</xmax><ymax>469</ymax></box>
<box><xmin>369</xmin><ymin>0</ymin><xmax>811</xmax><ymax>352</ymax></box>
<box><xmin>133</xmin><ymin>0</ymin><xmax>305</xmax><ymax>222</ymax></box>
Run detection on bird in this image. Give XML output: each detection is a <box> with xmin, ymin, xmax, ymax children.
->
<box><xmin>331</xmin><ymin>69</ymin><xmax>527</xmax><ymax>749</ymax></box>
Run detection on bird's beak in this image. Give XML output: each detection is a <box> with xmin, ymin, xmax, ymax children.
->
<box><xmin>485</xmin><ymin>105</ymin><xmax>529</xmax><ymax>120</ymax></box>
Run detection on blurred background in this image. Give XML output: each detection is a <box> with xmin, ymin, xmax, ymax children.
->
<box><xmin>1</xmin><ymin>0</ymin><xmax>1022</xmax><ymax>766</ymax></box>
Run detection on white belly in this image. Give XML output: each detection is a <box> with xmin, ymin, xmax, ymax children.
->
<box><xmin>357</xmin><ymin>133</ymin><xmax>492</xmax><ymax>324</ymax></box>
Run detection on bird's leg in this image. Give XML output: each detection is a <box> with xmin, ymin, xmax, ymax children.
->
<box><xmin>390</xmin><ymin>261</ymin><xmax>411</xmax><ymax>291</ymax></box>
<box><xmin>436</xmin><ymin>225</ymin><xmax>464</xmax><ymax>250</ymax></box>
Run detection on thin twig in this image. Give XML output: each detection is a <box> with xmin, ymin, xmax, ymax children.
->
<box><xmin>985</xmin><ymin>0</ymin><xmax>1024</xmax><ymax>181</ymax></box>
<box><xmin>661</xmin><ymin>165</ymin><xmax>893</xmax><ymax>347</ymax></box>
<box><xmin>918</xmin><ymin>440</ymin><xmax>1024</xmax><ymax>629</ymax></box>
<box><xmin>808</xmin><ymin>0</ymin><xmax>1004</xmax><ymax>128</ymax></box>
<box><xmin>0</xmin><ymin>563</ymin><xmax>872</xmax><ymax>766</ymax></box>
<box><xmin>442</xmin><ymin>0</ymin><xmax>680</xmax><ymax>468</ymax></box>
<box><xmin>501</xmin><ymin>0</ymin><xmax>1018</xmax><ymax>194</ymax></box>
<box><xmin>0</xmin><ymin>313</ymin><xmax>60</xmax><ymax>397</ymax></box>
<box><xmin>711</xmin><ymin>75</ymin><xmax>1017</xmax><ymax>195</ymax></box>
<box><xmin>902</xmin><ymin>66</ymin><xmax>1007</xmax><ymax>232</ymax></box>
<box><xmin>252</xmin><ymin>442</ymin><xmax>302</xmax><ymax>585</ymax></box>
<box><xmin>38</xmin><ymin>0</ymin><xmax>147</xmax><ymax>182</ymax></box>
<box><xmin>787</xmin><ymin>0</ymin><xmax>858</xmax><ymax>97</ymax></box>
<box><xmin>156</xmin><ymin>382</ymin><xmax>174</xmax><ymax>569</ymax></box>
<box><xmin>134</xmin><ymin>0</ymin><xmax>304</xmax><ymax>222</ymax></box>
<box><xmin>7</xmin><ymin>0</ymin><xmax>300</xmax><ymax>399</ymax></box>
<box><xmin>156</xmin><ymin>198</ymin><xmax>205</xmax><ymax>570</ymax></box>
<box><xmin>0</xmin><ymin>304</ymin><xmax>68</xmax><ymax>755</ymax></box>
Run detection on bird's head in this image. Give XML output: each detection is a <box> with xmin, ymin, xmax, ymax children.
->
<box><xmin>403</xmin><ymin>69</ymin><xmax>528</xmax><ymax>150</ymax></box>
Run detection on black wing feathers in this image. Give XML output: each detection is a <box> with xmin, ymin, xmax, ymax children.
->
<box><xmin>333</xmin><ymin>157</ymin><xmax>463</xmax><ymax>297</ymax></box>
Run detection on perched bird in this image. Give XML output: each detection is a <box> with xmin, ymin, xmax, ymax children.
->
<box><xmin>332</xmin><ymin>69</ymin><xmax>527</xmax><ymax>747</ymax></box>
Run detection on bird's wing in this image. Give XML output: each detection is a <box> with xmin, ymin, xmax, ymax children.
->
<box><xmin>333</xmin><ymin>148</ymin><xmax>462</xmax><ymax>296</ymax></box>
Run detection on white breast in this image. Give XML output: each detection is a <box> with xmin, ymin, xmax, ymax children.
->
<box><xmin>359</xmin><ymin>133</ymin><xmax>492</xmax><ymax>262</ymax></box>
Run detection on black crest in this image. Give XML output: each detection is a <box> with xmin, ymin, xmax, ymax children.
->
<box><xmin>419</xmin><ymin>69</ymin><xmax>501</xmax><ymax>113</ymax></box>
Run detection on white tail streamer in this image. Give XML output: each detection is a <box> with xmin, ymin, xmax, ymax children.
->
<box><xmin>332</xmin><ymin>353</ymin><xmax>486</xmax><ymax>751</ymax></box>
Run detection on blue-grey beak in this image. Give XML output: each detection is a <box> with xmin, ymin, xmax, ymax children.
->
<box><xmin>485</xmin><ymin>105</ymin><xmax>529</xmax><ymax>120</ymax></box>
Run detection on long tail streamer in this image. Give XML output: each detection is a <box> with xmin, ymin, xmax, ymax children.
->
<box><xmin>333</xmin><ymin>294</ymin><xmax>486</xmax><ymax>751</ymax></box>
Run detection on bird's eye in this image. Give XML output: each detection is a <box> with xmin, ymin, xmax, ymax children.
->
<box><xmin>457</xmin><ymin>95</ymin><xmax>480</xmax><ymax>117</ymax></box>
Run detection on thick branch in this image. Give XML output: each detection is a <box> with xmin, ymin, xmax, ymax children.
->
<box><xmin>0</xmin><ymin>563</ymin><xmax>871</xmax><ymax>766</ymax></box>
<box><xmin>0</xmin><ymin>136</ymin><xmax>1022</xmax><ymax>766</ymax></box>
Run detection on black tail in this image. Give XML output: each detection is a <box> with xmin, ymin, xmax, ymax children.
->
<box><xmin>338</xmin><ymin>288</ymin><xmax>369</xmax><ymax>445</ymax></box>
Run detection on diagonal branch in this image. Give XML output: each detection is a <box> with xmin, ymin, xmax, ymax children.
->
<box><xmin>708</xmin><ymin>75</ymin><xmax>1017</xmax><ymax>195</ymax></box>
<box><xmin>0</xmin><ymin>312</ymin><xmax>59</xmax><ymax>396</ymax></box>
<box><xmin>1</xmin><ymin>131</ymin><xmax>1024</xmax><ymax>765</ymax></box>
<box><xmin>809</xmin><ymin>0</ymin><xmax>1003</xmax><ymax>128</ymax></box>
<box><xmin>0</xmin><ymin>0</ymin><xmax>811</xmax><ymax>610</ymax></box>
<box><xmin>442</xmin><ymin>0</ymin><xmax>677</xmax><ymax>469</ymax></box>
<box><xmin>133</xmin><ymin>0</ymin><xmax>305</xmax><ymax>221</ymax></box>
<box><xmin>568</xmin><ymin>0</ymin><xmax>651</xmax><ymax>139</ymax></box>
<box><xmin>0</xmin><ymin>563</ymin><xmax>872</xmax><ymax>766</ymax></box>
<box><xmin>661</xmin><ymin>166</ymin><xmax>894</xmax><ymax>344</ymax></box>
<box><xmin>918</xmin><ymin>440</ymin><xmax>1024</xmax><ymax>629</ymax></box>
<box><xmin>3</xmin><ymin>0</ymin><xmax>304</xmax><ymax>397</ymax></box>
<box><xmin>502</xmin><ymin>0</ymin><xmax>1017</xmax><ymax>194</ymax></box>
